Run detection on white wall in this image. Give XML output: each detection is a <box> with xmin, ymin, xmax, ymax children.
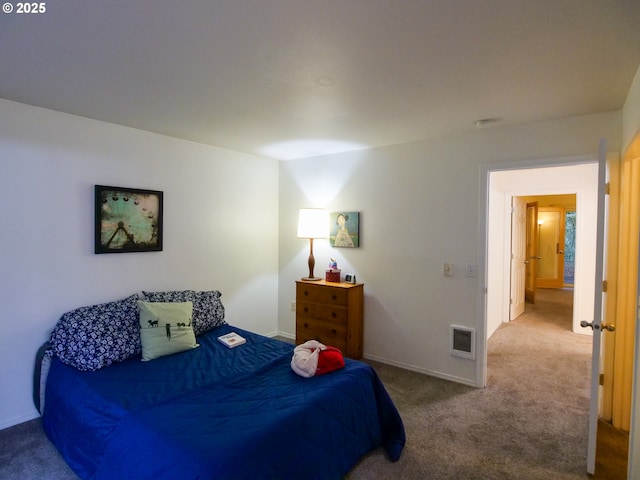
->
<box><xmin>0</xmin><ymin>99</ymin><xmax>280</xmax><ymax>429</ymax></box>
<box><xmin>623</xmin><ymin>65</ymin><xmax>640</xmax><ymax>153</ymax></box>
<box><xmin>278</xmin><ymin>111</ymin><xmax>621</xmax><ymax>387</ymax></box>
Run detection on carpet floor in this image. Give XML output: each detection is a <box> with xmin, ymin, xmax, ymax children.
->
<box><xmin>348</xmin><ymin>287</ymin><xmax>595</xmax><ymax>479</ymax></box>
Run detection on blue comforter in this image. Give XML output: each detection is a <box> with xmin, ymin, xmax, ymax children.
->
<box><xmin>43</xmin><ymin>325</ymin><xmax>405</xmax><ymax>479</ymax></box>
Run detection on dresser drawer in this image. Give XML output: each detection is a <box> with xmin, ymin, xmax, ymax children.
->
<box><xmin>296</xmin><ymin>283</ymin><xmax>348</xmax><ymax>306</ymax></box>
<box><xmin>296</xmin><ymin>301</ymin><xmax>347</xmax><ymax>323</ymax></box>
<box><xmin>296</xmin><ymin>321</ymin><xmax>347</xmax><ymax>352</ymax></box>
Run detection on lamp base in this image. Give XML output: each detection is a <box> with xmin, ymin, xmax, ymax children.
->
<box><xmin>301</xmin><ymin>276</ymin><xmax>322</xmax><ymax>282</ymax></box>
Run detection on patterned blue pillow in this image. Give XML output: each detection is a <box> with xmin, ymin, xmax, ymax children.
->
<box><xmin>49</xmin><ymin>295</ymin><xmax>141</xmax><ymax>371</ymax></box>
<box><xmin>142</xmin><ymin>290</ymin><xmax>226</xmax><ymax>335</ymax></box>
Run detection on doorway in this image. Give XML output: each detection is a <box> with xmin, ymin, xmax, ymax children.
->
<box><xmin>510</xmin><ymin>195</ymin><xmax>576</xmax><ymax>321</ymax></box>
<box><xmin>484</xmin><ymin>162</ymin><xmax>599</xmax><ymax>340</ymax></box>
<box><xmin>483</xmin><ymin>160</ymin><xmax>601</xmax><ymax>474</ymax></box>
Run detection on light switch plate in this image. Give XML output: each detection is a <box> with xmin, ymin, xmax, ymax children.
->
<box><xmin>465</xmin><ymin>263</ymin><xmax>477</xmax><ymax>277</ymax></box>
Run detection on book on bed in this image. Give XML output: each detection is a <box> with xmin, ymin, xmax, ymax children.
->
<box><xmin>217</xmin><ymin>331</ymin><xmax>246</xmax><ymax>348</ymax></box>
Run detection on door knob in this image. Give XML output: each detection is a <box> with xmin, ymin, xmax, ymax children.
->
<box><xmin>580</xmin><ymin>321</ymin><xmax>616</xmax><ymax>332</ymax></box>
<box><xmin>580</xmin><ymin>320</ymin><xmax>595</xmax><ymax>329</ymax></box>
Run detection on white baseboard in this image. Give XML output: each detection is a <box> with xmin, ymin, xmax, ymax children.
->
<box><xmin>362</xmin><ymin>353</ymin><xmax>480</xmax><ymax>388</ymax></box>
<box><xmin>0</xmin><ymin>411</ymin><xmax>39</xmax><ymax>431</ymax></box>
<box><xmin>272</xmin><ymin>331</ymin><xmax>295</xmax><ymax>340</ymax></box>
<box><xmin>263</xmin><ymin>333</ymin><xmax>479</xmax><ymax>388</ymax></box>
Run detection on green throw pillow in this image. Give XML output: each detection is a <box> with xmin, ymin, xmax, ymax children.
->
<box><xmin>138</xmin><ymin>301</ymin><xmax>199</xmax><ymax>361</ymax></box>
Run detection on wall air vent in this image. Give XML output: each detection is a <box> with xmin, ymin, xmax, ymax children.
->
<box><xmin>450</xmin><ymin>325</ymin><xmax>475</xmax><ymax>360</ymax></box>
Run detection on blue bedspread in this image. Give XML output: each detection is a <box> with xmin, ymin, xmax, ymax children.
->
<box><xmin>43</xmin><ymin>325</ymin><xmax>405</xmax><ymax>479</ymax></box>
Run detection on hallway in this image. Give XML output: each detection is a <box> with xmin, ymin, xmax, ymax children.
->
<box><xmin>487</xmin><ymin>287</ymin><xmax>592</xmax><ymax>477</ymax></box>
<box><xmin>512</xmin><ymin>288</ymin><xmax>628</xmax><ymax>479</ymax></box>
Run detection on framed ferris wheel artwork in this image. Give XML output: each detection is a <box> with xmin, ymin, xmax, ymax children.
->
<box><xmin>94</xmin><ymin>185</ymin><xmax>163</xmax><ymax>254</ymax></box>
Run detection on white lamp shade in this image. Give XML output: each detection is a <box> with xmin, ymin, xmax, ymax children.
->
<box><xmin>297</xmin><ymin>209</ymin><xmax>329</xmax><ymax>239</ymax></box>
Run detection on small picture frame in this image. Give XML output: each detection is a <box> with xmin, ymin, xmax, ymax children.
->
<box><xmin>95</xmin><ymin>185</ymin><xmax>163</xmax><ymax>254</ymax></box>
<box><xmin>330</xmin><ymin>212</ymin><xmax>359</xmax><ymax>247</ymax></box>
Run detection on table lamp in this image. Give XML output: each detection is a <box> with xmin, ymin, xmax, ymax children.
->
<box><xmin>297</xmin><ymin>208</ymin><xmax>329</xmax><ymax>281</ymax></box>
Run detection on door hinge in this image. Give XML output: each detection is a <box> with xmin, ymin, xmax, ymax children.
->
<box><xmin>602</xmin><ymin>280</ymin><xmax>608</xmax><ymax>293</ymax></box>
<box><xmin>599</xmin><ymin>373</ymin><xmax>604</xmax><ymax>386</ymax></box>
<box><xmin>605</xmin><ymin>182</ymin><xmax>610</xmax><ymax>195</ymax></box>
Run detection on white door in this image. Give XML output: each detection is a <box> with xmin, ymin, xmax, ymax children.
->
<box><xmin>510</xmin><ymin>197</ymin><xmax>527</xmax><ymax>320</ymax></box>
<box><xmin>584</xmin><ymin>140</ymin><xmax>608</xmax><ymax>474</ymax></box>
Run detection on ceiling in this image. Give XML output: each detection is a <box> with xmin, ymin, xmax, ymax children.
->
<box><xmin>2</xmin><ymin>0</ymin><xmax>640</xmax><ymax>160</ymax></box>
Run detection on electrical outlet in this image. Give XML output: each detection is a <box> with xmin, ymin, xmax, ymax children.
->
<box><xmin>290</xmin><ymin>301</ymin><xmax>296</xmax><ymax>311</ymax></box>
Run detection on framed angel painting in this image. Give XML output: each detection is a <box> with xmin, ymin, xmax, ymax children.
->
<box><xmin>329</xmin><ymin>212</ymin><xmax>359</xmax><ymax>248</ymax></box>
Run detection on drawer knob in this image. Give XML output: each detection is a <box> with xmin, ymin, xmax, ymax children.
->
<box><xmin>331</xmin><ymin>312</ymin><xmax>337</xmax><ymax>318</ymax></box>
<box><xmin>304</xmin><ymin>323</ymin><xmax>308</xmax><ymax>328</ymax></box>
<box><xmin>304</xmin><ymin>291</ymin><xmax>309</xmax><ymax>296</ymax></box>
<box><xmin>331</xmin><ymin>329</ymin><xmax>337</xmax><ymax>335</ymax></box>
<box><xmin>304</xmin><ymin>307</ymin><xmax>309</xmax><ymax>313</ymax></box>
<box><xmin>331</xmin><ymin>295</ymin><xmax>337</xmax><ymax>300</ymax></box>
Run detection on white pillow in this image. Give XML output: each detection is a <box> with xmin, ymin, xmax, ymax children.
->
<box><xmin>138</xmin><ymin>301</ymin><xmax>199</xmax><ymax>361</ymax></box>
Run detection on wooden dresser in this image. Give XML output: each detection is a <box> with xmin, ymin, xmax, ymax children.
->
<box><xmin>295</xmin><ymin>280</ymin><xmax>364</xmax><ymax>359</ymax></box>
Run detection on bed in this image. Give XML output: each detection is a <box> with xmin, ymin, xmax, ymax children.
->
<box><xmin>38</xmin><ymin>291</ymin><xmax>405</xmax><ymax>480</ymax></box>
